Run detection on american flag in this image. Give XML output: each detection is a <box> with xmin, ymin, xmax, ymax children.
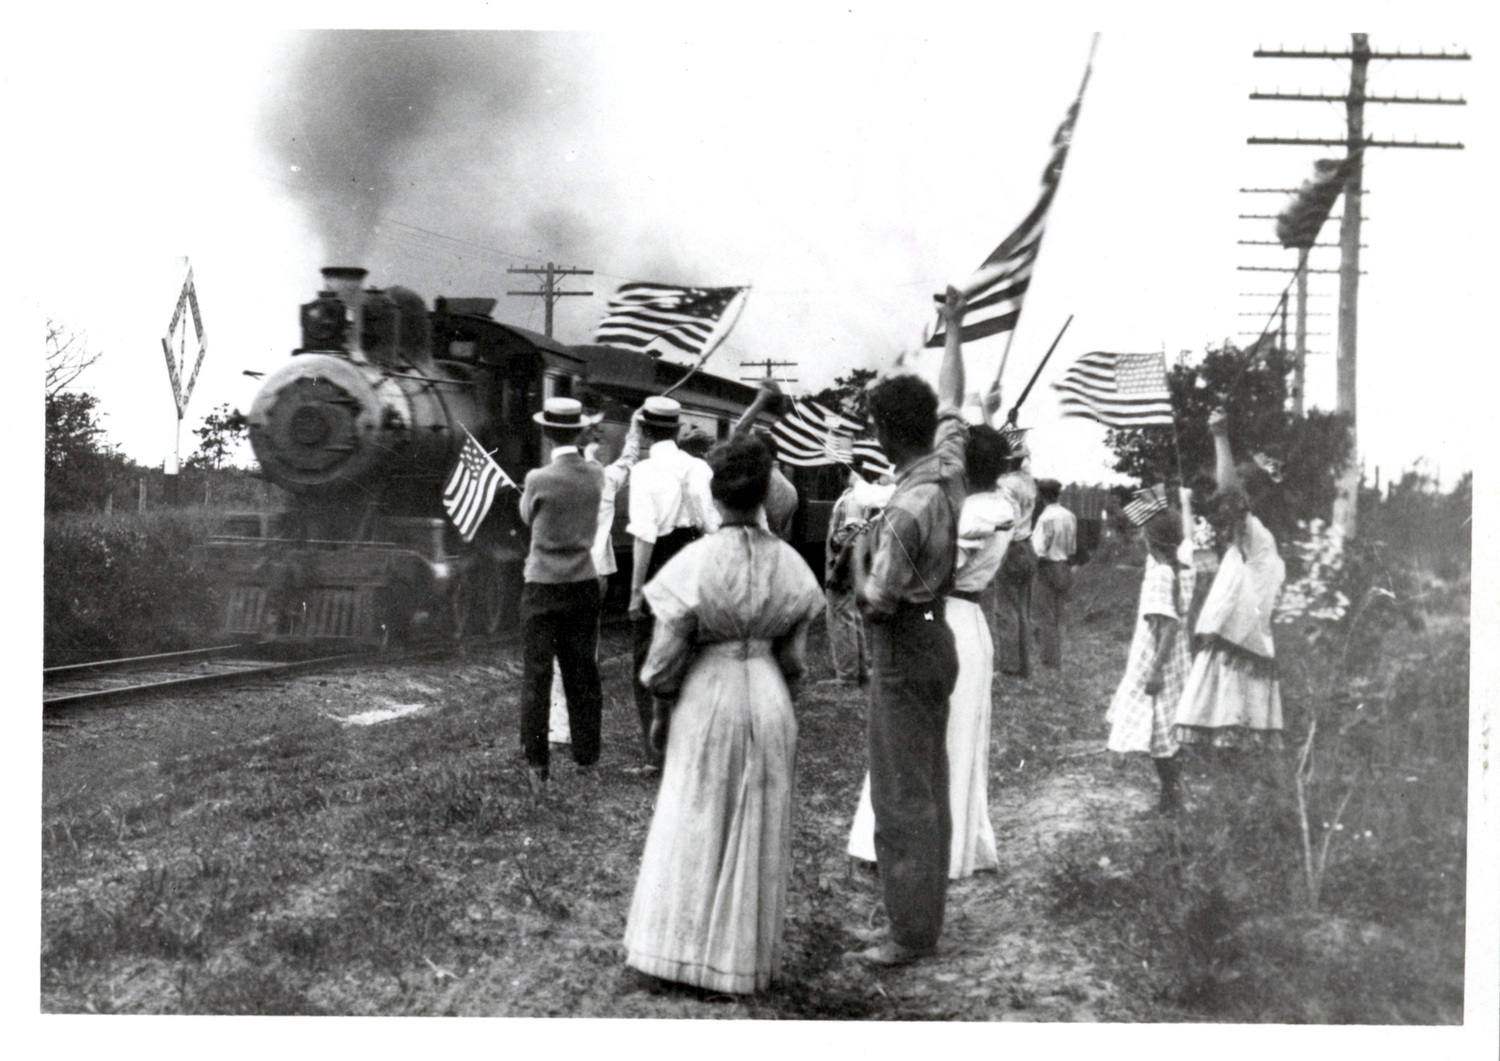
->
<box><xmin>1123</xmin><ymin>483</ymin><xmax>1170</xmax><ymax>526</ymax></box>
<box><xmin>1053</xmin><ymin>351</ymin><xmax>1175</xmax><ymax>428</ymax></box>
<box><xmin>443</xmin><ymin>427</ymin><xmax>516</xmax><ymax>542</ymax></box>
<box><xmin>924</xmin><ymin>57</ymin><xmax>1092</xmax><ymax>350</ymax></box>
<box><xmin>770</xmin><ymin>399</ymin><xmax>895</xmax><ymax>479</ymax></box>
<box><xmin>594</xmin><ymin>282</ymin><xmax>748</xmax><ymax>360</ymax></box>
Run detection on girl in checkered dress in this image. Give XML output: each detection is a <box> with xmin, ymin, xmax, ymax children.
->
<box><xmin>1105</xmin><ymin>509</ymin><xmax>1195</xmax><ymax>814</ymax></box>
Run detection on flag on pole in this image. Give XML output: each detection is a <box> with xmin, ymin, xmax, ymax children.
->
<box><xmin>924</xmin><ymin>50</ymin><xmax>1094</xmax><ymax>350</ymax></box>
<box><xmin>770</xmin><ymin>399</ymin><xmax>895</xmax><ymax>479</ymax></box>
<box><xmin>1276</xmin><ymin>155</ymin><xmax>1356</xmax><ymax>250</ymax></box>
<box><xmin>1123</xmin><ymin>483</ymin><xmax>1170</xmax><ymax>526</ymax></box>
<box><xmin>594</xmin><ymin>283</ymin><xmax>749</xmax><ymax>360</ymax></box>
<box><xmin>443</xmin><ymin>427</ymin><xmax>516</xmax><ymax>542</ymax></box>
<box><xmin>1053</xmin><ymin>351</ymin><xmax>1174</xmax><ymax>428</ymax></box>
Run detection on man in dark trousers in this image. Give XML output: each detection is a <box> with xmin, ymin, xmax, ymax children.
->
<box><xmin>626</xmin><ymin>396</ymin><xmax>718</xmax><ymax>772</ymax></box>
<box><xmin>846</xmin><ymin>287</ymin><xmax>969</xmax><ymax>966</ymax></box>
<box><xmin>1030</xmin><ymin>477</ymin><xmax>1078</xmax><ymax>667</ymax></box>
<box><xmin>518</xmin><ymin>397</ymin><xmax>606</xmax><ymax>794</ymax></box>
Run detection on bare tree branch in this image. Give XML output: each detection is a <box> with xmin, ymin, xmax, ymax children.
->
<box><xmin>45</xmin><ymin>318</ymin><xmax>102</xmax><ymax>397</ymax></box>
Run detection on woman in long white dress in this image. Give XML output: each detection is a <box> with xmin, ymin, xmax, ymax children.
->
<box><xmin>1174</xmin><ymin>407</ymin><xmax>1286</xmax><ymax>749</ymax></box>
<box><xmin>845</xmin><ymin>424</ymin><xmax>1016</xmax><ymax>878</ymax></box>
<box><xmin>623</xmin><ymin>436</ymin><xmax>824</xmax><ymax>994</ymax></box>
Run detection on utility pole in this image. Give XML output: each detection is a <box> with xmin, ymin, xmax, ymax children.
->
<box><xmin>738</xmin><ymin>358</ymin><xmax>798</xmax><ymax>385</ymax></box>
<box><xmin>506</xmin><ymin>262</ymin><xmax>593</xmax><ymax>339</ymax></box>
<box><xmin>1249</xmin><ymin>35</ymin><xmax>1467</xmax><ymax>535</ymax></box>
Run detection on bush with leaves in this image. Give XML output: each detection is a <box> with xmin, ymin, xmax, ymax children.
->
<box><xmin>44</xmin><ymin>511</ymin><xmax>225</xmax><ymax>665</ymax></box>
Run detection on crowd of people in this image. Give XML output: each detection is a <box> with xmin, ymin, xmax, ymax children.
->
<box><xmin>510</xmin><ymin>285</ymin><xmax>1286</xmax><ymax>993</ymax></box>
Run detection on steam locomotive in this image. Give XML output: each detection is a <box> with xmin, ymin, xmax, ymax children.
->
<box><xmin>199</xmin><ymin>266</ymin><xmax>834</xmax><ymax>643</ymax></box>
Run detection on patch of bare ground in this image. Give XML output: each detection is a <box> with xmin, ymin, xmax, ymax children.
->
<box><xmin>41</xmin><ymin>561</ymin><xmax>1467</xmax><ymax>1021</ymax></box>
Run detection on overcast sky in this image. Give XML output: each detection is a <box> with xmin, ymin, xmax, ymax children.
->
<box><xmin>17</xmin><ymin>10</ymin><xmax>1489</xmax><ymax>487</ymax></box>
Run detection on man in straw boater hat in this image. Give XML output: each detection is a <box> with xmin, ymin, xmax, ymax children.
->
<box><xmin>626</xmin><ymin>395</ymin><xmax>719</xmax><ymax>773</ymax></box>
<box><xmin>517</xmin><ymin>397</ymin><xmax>607</xmax><ymax>794</ymax></box>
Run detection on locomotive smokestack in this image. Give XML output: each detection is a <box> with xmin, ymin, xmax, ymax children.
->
<box><xmin>322</xmin><ymin>267</ymin><xmax>368</xmax><ymax>353</ymax></box>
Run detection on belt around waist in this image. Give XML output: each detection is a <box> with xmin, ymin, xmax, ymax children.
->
<box><xmin>874</xmin><ymin>598</ymin><xmax>947</xmax><ymax>621</ymax></box>
<box><xmin>949</xmin><ymin>588</ymin><xmax>985</xmax><ymax>604</ymax></box>
<box><xmin>699</xmin><ymin>638</ymin><xmax>774</xmax><ymax>661</ymax></box>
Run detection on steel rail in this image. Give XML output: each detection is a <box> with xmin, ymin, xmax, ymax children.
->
<box><xmin>42</xmin><ymin>646</ymin><xmax>449</xmax><ymax>712</ymax></box>
<box><xmin>44</xmin><ymin>644</ymin><xmax>251</xmax><ymax>680</ymax></box>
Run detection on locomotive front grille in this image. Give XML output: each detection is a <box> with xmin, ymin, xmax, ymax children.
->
<box><xmin>224</xmin><ymin>586</ymin><xmax>270</xmax><ymax>636</ymax></box>
<box><xmin>303</xmin><ymin>587</ymin><xmax>377</xmax><ymax>639</ymax></box>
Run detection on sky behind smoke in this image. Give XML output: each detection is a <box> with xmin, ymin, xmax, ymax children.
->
<box><xmin>19</xmin><ymin>16</ymin><xmax>1488</xmax><ymax>488</ymax></box>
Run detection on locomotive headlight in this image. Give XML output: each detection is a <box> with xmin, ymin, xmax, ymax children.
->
<box><xmin>299</xmin><ymin>295</ymin><xmax>348</xmax><ymax>350</ymax></box>
<box><xmin>430</xmin><ymin>562</ymin><xmax>451</xmax><ymax>583</ymax></box>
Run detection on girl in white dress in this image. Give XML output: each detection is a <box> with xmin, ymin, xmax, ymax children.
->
<box><xmin>623</xmin><ymin>437</ymin><xmax>823</xmax><ymax>994</ymax></box>
<box><xmin>1173</xmin><ymin>408</ymin><xmax>1286</xmax><ymax>750</ymax></box>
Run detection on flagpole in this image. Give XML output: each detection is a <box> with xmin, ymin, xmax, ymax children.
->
<box><xmin>1005</xmin><ymin>314</ymin><xmax>1074</xmax><ymax>426</ymax></box>
<box><xmin>661</xmin><ymin>287</ymin><xmax>751</xmax><ymax>399</ymax></box>
<box><xmin>1229</xmin><ymin>275</ymin><xmax>1294</xmax><ymax>395</ymax></box>
<box><xmin>986</xmin><ymin>33</ymin><xmax>1098</xmax><ymax>417</ymax></box>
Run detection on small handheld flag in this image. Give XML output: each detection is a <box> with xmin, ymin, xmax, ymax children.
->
<box><xmin>1053</xmin><ymin>351</ymin><xmax>1174</xmax><ymax>429</ymax></box>
<box><xmin>1124</xmin><ymin>484</ymin><xmax>1170</xmax><ymax>527</ymax></box>
<box><xmin>443</xmin><ymin>427</ymin><xmax>516</xmax><ymax>542</ymax></box>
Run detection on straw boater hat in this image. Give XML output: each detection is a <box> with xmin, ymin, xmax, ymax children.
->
<box><xmin>533</xmin><ymin>396</ymin><xmax>603</xmax><ymax>429</ymax></box>
<box><xmin>640</xmin><ymin>395</ymin><xmax>682</xmax><ymax>429</ymax></box>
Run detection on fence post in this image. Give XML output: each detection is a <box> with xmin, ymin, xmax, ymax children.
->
<box><xmin>103</xmin><ymin>492</ymin><xmax>113</xmax><ymax>516</ymax></box>
<box><xmin>137</xmin><ymin>477</ymin><xmax>147</xmax><ymax>514</ymax></box>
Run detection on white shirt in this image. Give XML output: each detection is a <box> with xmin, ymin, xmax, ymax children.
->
<box><xmin>1031</xmin><ymin>503</ymin><xmax>1077</xmax><ymax>562</ymax></box>
<box><xmin>998</xmin><ymin>470</ymin><xmax>1037</xmax><ymax>540</ymax></box>
<box><xmin>626</xmin><ymin>439</ymin><xmax>720</xmax><ymax>543</ymax></box>
<box><xmin>586</xmin><ymin>431</ymin><xmax>642</xmax><ymax>578</ymax></box>
<box><xmin>954</xmin><ymin>489</ymin><xmax>1018</xmax><ymax>593</ymax></box>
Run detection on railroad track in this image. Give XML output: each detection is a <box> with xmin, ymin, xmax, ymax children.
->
<box><xmin>42</xmin><ymin>643</ymin><xmax>445</xmax><ymax>712</ymax></box>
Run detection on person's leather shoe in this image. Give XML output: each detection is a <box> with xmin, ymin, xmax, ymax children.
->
<box><xmin>843</xmin><ymin>942</ymin><xmax>930</xmax><ymax>967</ymax></box>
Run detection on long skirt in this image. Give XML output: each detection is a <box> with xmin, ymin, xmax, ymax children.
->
<box><xmin>623</xmin><ymin>641</ymin><xmax>796</xmax><ymax>993</ymax></box>
<box><xmin>847</xmin><ymin>596</ymin><xmax>998</xmax><ymax>879</ymax></box>
<box><xmin>1174</xmin><ymin>637</ymin><xmax>1284</xmax><ymax>749</ymax></box>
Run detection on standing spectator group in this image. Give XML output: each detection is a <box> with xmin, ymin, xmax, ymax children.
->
<box><xmin>509</xmin><ymin>294</ymin><xmax>1284</xmax><ymax>996</ymax></box>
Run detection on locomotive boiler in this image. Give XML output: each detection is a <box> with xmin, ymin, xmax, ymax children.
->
<box><xmin>199</xmin><ymin>266</ymin><xmax>775</xmax><ymax>644</ymax></box>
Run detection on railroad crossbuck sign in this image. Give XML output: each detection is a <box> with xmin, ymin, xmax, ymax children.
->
<box><xmin>161</xmin><ymin>264</ymin><xmax>208</xmax><ymax>419</ymax></box>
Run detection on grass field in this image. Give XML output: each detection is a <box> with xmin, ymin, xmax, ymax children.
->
<box><xmin>40</xmin><ymin>559</ymin><xmax>1469</xmax><ymax>1020</ymax></box>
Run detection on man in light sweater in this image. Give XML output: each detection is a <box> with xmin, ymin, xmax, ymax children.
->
<box><xmin>518</xmin><ymin>397</ymin><xmax>606</xmax><ymax>792</ymax></box>
<box><xmin>547</xmin><ymin>401</ymin><xmax>644</xmax><ymax>746</ymax></box>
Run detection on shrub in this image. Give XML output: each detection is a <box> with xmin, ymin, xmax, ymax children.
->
<box><xmin>44</xmin><ymin>509</ymin><xmax>225</xmax><ymax>665</ymax></box>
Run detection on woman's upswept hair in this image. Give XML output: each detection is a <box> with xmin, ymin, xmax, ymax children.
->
<box><xmin>707</xmin><ymin>435</ymin><xmax>772</xmax><ymax>512</ymax></box>
<box><xmin>964</xmin><ymin>425</ymin><xmax>1010</xmax><ymax>491</ymax></box>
